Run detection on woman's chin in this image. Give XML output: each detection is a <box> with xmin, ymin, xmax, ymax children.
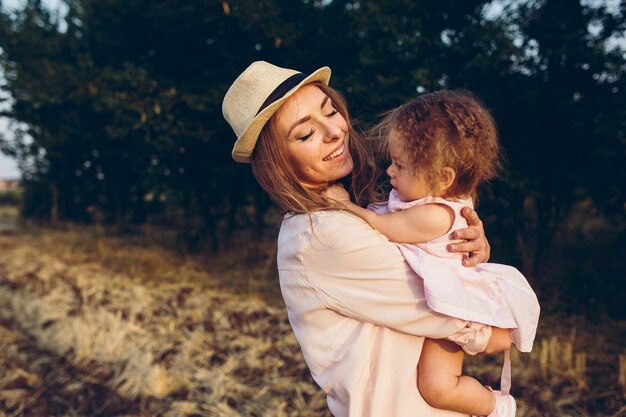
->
<box><xmin>335</xmin><ymin>152</ymin><xmax>354</xmax><ymax>178</ymax></box>
<box><xmin>329</xmin><ymin>165</ymin><xmax>353</xmax><ymax>183</ymax></box>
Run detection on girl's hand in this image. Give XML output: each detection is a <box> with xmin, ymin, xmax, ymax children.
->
<box><xmin>448</xmin><ymin>207</ymin><xmax>490</xmax><ymax>266</ymax></box>
<box><xmin>323</xmin><ymin>184</ymin><xmax>351</xmax><ymax>202</ymax></box>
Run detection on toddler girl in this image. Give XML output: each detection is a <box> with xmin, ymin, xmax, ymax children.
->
<box><xmin>324</xmin><ymin>90</ymin><xmax>540</xmax><ymax>417</ymax></box>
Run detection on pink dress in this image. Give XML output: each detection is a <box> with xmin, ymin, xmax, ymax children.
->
<box><xmin>370</xmin><ymin>191</ymin><xmax>541</xmax><ymax>353</ymax></box>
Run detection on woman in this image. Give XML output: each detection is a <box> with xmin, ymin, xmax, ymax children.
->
<box><xmin>222</xmin><ymin>61</ymin><xmax>511</xmax><ymax>417</ymax></box>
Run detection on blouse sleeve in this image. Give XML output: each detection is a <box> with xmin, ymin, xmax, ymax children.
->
<box><xmin>291</xmin><ymin>211</ymin><xmax>490</xmax><ymax>349</ymax></box>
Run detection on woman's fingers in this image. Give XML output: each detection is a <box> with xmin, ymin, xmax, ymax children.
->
<box><xmin>453</xmin><ymin>227</ymin><xmax>479</xmax><ymax>241</ymax></box>
<box><xmin>448</xmin><ymin>242</ymin><xmax>485</xmax><ymax>267</ymax></box>
<box><xmin>449</xmin><ymin>239</ymin><xmax>482</xmax><ymax>254</ymax></box>
<box><xmin>460</xmin><ymin>206</ymin><xmax>482</xmax><ymax>228</ymax></box>
<box><xmin>448</xmin><ymin>207</ymin><xmax>491</xmax><ymax>265</ymax></box>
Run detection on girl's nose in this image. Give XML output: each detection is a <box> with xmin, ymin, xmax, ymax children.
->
<box><xmin>386</xmin><ymin>165</ymin><xmax>395</xmax><ymax>178</ymax></box>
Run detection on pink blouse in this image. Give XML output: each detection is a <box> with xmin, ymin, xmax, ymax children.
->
<box><xmin>277</xmin><ymin>210</ymin><xmax>491</xmax><ymax>417</ymax></box>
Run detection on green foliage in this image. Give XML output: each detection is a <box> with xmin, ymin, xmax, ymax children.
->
<box><xmin>0</xmin><ymin>0</ymin><xmax>624</xmax><ymax>316</ymax></box>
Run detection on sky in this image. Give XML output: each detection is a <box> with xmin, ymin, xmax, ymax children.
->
<box><xmin>0</xmin><ymin>154</ymin><xmax>18</xmax><ymax>179</ymax></box>
<box><xmin>0</xmin><ymin>111</ymin><xmax>19</xmax><ymax>179</ymax></box>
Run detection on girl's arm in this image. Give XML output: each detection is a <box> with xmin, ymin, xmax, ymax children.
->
<box><xmin>324</xmin><ymin>184</ymin><xmax>454</xmax><ymax>244</ymax></box>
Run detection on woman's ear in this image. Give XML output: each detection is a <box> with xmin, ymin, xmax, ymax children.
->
<box><xmin>438</xmin><ymin>167</ymin><xmax>456</xmax><ymax>193</ymax></box>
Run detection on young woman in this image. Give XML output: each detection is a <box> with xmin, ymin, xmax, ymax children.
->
<box><xmin>222</xmin><ymin>61</ymin><xmax>511</xmax><ymax>417</ymax></box>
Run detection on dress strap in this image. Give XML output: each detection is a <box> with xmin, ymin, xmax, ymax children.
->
<box><xmin>501</xmin><ymin>347</ymin><xmax>512</xmax><ymax>395</ymax></box>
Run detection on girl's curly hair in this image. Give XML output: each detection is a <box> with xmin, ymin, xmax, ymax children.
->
<box><xmin>379</xmin><ymin>89</ymin><xmax>501</xmax><ymax>201</ymax></box>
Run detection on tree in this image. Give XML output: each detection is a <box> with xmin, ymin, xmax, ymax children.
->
<box><xmin>484</xmin><ymin>0</ymin><xmax>625</xmax><ymax>284</ymax></box>
<box><xmin>1</xmin><ymin>0</ymin><xmax>624</xmax><ymax>315</ymax></box>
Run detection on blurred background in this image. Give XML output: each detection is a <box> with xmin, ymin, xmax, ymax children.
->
<box><xmin>2</xmin><ymin>0</ymin><xmax>624</xmax><ymax>317</ymax></box>
<box><xmin>0</xmin><ymin>1</ymin><xmax>624</xmax><ymax>416</ymax></box>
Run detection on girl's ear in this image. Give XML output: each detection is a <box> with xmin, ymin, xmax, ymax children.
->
<box><xmin>438</xmin><ymin>167</ymin><xmax>456</xmax><ymax>193</ymax></box>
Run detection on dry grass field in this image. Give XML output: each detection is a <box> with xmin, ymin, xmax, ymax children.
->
<box><xmin>0</xmin><ymin>223</ymin><xmax>624</xmax><ymax>417</ymax></box>
<box><xmin>0</xmin><ymin>206</ymin><xmax>18</xmax><ymax>233</ymax></box>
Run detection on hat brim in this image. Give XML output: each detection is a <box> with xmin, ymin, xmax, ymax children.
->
<box><xmin>232</xmin><ymin>66</ymin><xmax>331</xmax><ymax>164</ymax></box>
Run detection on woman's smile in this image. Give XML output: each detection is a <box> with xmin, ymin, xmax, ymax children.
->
<box><xmin>323</xmin><ymin>143</ymin><xmax>346</xmax><ymax>161</ymax></box>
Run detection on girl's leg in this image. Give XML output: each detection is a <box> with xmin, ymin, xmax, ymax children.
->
<box><xmin>418</xmin><ymin>338</ymin><xmax>495</xmax><ymax>416</ymax></box>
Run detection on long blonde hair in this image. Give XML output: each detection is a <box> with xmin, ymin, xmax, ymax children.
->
<box><xmin>251</xmin><ymin>82</ymin><xmax>381</xmax><ymax>213</ymax></box>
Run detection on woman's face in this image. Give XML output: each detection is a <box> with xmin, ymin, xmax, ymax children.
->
<box><xmin>273</xmin><ymin>84</ymin><xmax>353</xmax><ymax>189</ymax></box>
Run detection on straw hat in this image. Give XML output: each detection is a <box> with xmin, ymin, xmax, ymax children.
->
<box><xmin>222</xmin><ymin>61</ymin><xmax>331</xmax><ymax>163</ymax></box>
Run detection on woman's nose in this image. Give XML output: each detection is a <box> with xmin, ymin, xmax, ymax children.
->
<box><xmin>322</xmin><ymin>120</ymin><xmax>343</xmax><ymax>142</ymax></box>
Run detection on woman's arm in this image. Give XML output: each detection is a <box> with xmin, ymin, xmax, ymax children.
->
<box><xmin>324</xmin><ymin>184</ymin><xmax>454</xmax><ymax>244</ymax></box>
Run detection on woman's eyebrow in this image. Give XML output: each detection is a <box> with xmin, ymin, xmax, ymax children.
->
<box><xmin>320</xmin><ymin>95</ymin><xmax>330</xmax><ymax>109</ymax></box>
<box><xmin>287</xmin><ymin>115</ymin><xmax>311</xmax><ymax>137</ymax></box>
<box><xmin>287</xmin><ymin>95</ymin><xmax>331</xmax><ymax>136</ymax></box>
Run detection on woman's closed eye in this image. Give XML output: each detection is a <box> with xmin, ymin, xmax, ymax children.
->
<box><xmin>297</xmin><ymin>128</ymin><xmax>314</xmax><ymax>141</ymax></box>
<box><xmin>295</xmin><ymin>106</ymin><xmax>338</xmax><ymax>141</ymax></box>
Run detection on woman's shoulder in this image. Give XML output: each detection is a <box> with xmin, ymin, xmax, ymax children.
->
<box><xmin>278</xmin><ymin>209</ymin><xmax>407</xmax><ymax>273</ymax></box>
<box><xmin>279</xmin><ymin>210</ymin><xmax>393</xmax><ymax>251</ymax></box>
<box><xmin>282</xmin><ymin>209</ymin><xmax>369</xmax><ymax>230</ymax></box>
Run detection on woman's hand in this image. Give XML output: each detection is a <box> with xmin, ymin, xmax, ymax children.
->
<box><xmin>447</xmin><ymin>207</ymin><xmax>490</xmax><ymax>267</ymax></box>
<box><xmin>323</xmin><ymin>184</ymin><xmax>351</xmax><ymax>202</ymax></box>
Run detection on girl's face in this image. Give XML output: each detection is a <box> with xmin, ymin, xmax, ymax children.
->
<box><xmin>386</xmin><ymin>130</ymin><xmax>432</xmax><ymax>201</ymax></box>
<box><xmin>273</xmin><ymin>84</ymin><xmax>353</xmax><ymax>189</ymax></box>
